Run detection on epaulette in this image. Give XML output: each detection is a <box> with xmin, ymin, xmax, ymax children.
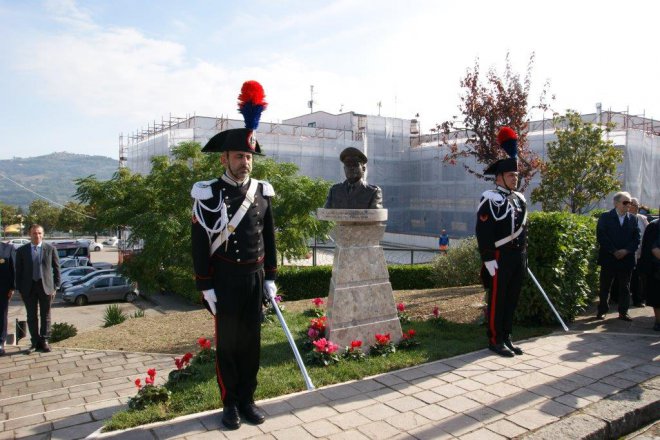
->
<box><xmin>259</xmin><ymin>180</ymin><xmax>275</xmax><ymax>197</ymax></box>
<box><xmin>513</xmin><ymin>191</ymin><xmax>526</xmax><ymax>203</ymax></box>
<box><xmin>190</xmin><ymin>179</ymin><xmax>217</xmax><ymax>200</ymax></box>
<box><xmin>481</xmin><ymin>190</ymin><xmax>505</xmax><ymax>203</ymax></box>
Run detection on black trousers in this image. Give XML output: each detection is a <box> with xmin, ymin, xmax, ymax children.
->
<box><xmin>630</xmin><ymin>265</ymin><xmax>645</xmax><ymax>305</ymax></box>
<box><xmin>211</xmin><ymin>269</ymin><xmax>264</xmax><ymax>406</ymax></box>
<box><xmin>483</xmin><ymin>249</ymin><xmax>525</xmax><ymax>345</ymax></box>
<box><xmin>0</xmin><ymin>291</ymin><xmax>8</xmax><ymax>345</ymax></box>
<box><xmin>21</xmin><ymin>280</ymin><xmax>54</xmax><ymax>346</ymax></box>
<box><xmin>598</xmin><ymin>267</ymin><xmax>632</xmax><ymax>315</ymax></box>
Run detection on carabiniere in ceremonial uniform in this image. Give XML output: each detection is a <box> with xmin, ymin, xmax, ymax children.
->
<box><xmin>476</xmin><ymin>126</ymin><xmax>528</xmax><ymax>358</ymax></box>
<box><xmin>191</xmin><ymin>80</ymin><xmax>276</xmax><ymax>430</ymax></box>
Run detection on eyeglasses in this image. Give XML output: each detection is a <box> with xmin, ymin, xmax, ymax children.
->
<box><xmin>621</xmin><ymin>201</ymin><xmax>631</xmax><ymax>205</ymax></box>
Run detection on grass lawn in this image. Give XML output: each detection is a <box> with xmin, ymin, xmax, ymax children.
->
<box><xmin>104</xmin><ymin>309</ymin><xmax>552</xmax><ymax>431</ymax></box>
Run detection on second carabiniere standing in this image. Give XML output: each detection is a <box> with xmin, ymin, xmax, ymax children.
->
<box><xmin>476</xmin><ymin>127</ymin><xmax>527</xmax><ymax>358</ymax></box>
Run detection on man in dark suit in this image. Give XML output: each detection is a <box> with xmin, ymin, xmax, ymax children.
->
<box><xmin>15</xmin><ymin>224</ymin><xmax>61</xmax><ymax>352</ymax></box>
<box><xmin>0</xmin><ymin>240</ymin><xmax>15</xmax><ymax>356</ymax></box>
<box><xmin>596</xmin><ymin>192</ymin><xmax>641</xmax><ymax>321</ymax></box>
<box><xmin>324</xmin><ymin>147</ymin><xmax>383</xmax><ymax>209</ymax></box>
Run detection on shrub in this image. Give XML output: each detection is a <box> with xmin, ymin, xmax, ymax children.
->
<box><xmin>516</xmin><ymin>211</ymin><xmax>598</xmax><ymax>325</ymax></box>
<box><xmin>389</xmin><ymin>264</ymin><xmax>436</xmax><ymax>290</ymax></box>
<box><xmin>132</xmin><ymin>309</ymin><xmax>145</xmax><ymax>318</ymax></box>
<box><xmin>103</xmin><ymin>304</ymin><xmax>128</xmax><ymax>328</ymax></box>
<box><xmin>430</xmin><ymin>236</ymin><xmax>482</xmax><ymax>287</ymax></box>
<box><xmin>50</xmin><ymin>322</ymin><xmax>78</xmax><ymax>342</ymax></box>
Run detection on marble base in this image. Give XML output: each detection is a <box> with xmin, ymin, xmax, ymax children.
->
<box><xmin>322</xmin><ymin>214</ymin><xmax>402</xmax><ymax>352</ymax></box>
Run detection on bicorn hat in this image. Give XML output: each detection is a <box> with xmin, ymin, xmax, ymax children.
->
<box><xmin>202</xmin><ymin>81</ymin><xmax>267</xmax><ymax>155</ymax></box>
<box><xmin>339</xmin><ymin>147</ymin><xmax>368</xmax><ymax>164</ymax></box>
<box><xmin>484</xmin><ymin>126</ymin><xmax>518</xmax><ymax>175</ymax></box>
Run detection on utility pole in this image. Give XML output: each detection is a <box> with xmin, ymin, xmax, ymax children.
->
<box><xmin>307</xmin><ymin>85</ymin><xmax>314</xmax><ymax>114</ymax></box>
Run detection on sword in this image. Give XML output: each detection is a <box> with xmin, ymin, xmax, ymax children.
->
<box><xmin>527</xmin><ymin>268</ymin><xmax>569</xmax><ymax>332</ymax></box>
<box><xmin>267</xmin><ymin>292</ymin><xmax>315</xmax><ymax>390</ymax></box>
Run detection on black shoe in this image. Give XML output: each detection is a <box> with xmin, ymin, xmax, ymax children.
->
<box><xmin>40</xmin><ymin>342</ymin><xmax>52</xmax><ymax>353</ymax></box>
<box><xmin>221</xmin><ymin>403</ymin><xmax>241</xmax><ymax>430</ymax></box>
<box><xmin>618</xmin><ymin>314</ymin><xmax>633</xmax><ymax>322</ymax></box>
<box><xmin>632</xmin><ymin>302</ymin><xmax>644</xmax><ymax>307</ymax></box>
<box><xmin>239</xmin><ymin>402</ymin><xmax>266</xmax><ymax>425</ymax></box>
<box><xmin>489</xmin><ymin>344</ymin><xmax>514</xmax><ymax>358</ymax></box>
<box><xmin>504</xmin><ymin>340</ymin><xmax>523</xmax><ymax>355</ymax></box>
<box><xmin>25</xmin><ymin>344</ymin><xmax>38</xmax><ymax>354</ymax></box>
<box><xmin>596</xmin><ymin>313</ymin><xmax>606</xmax><ymax>320</ymax></box>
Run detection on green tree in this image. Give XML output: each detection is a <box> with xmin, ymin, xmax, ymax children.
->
<box><xmin>0</xmin><ymin>203</ymin><xmax>21</xmax><ymax>235</ymax></box>
<box><xmin>74</xmin><ymin>142</ymin><xmax>332</xmax><ymax>300</ymax></box>
<box><xmin>26</xmin><ymin>199</ymin><xmax>61</xmax><ymax>233</ymax></box>
<box><xmin>531</xmin><ymin>110</ymin><xmax>623</xmax><ymax>213</ymax></box>
<box><xmin>57</xmin><ymin>202</ymin><xmax>90</xmax><ymax>235</ymax></box>
<box><xmin>435</xmin><ymin>53</ymin><xmax>550</xmax><ymax>189</ymax></box>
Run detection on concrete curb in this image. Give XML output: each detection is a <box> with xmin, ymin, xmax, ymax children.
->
<box><xmin>521</xmin><ymin>376</ymin><xmax>660</xmax><ymax>439</ymax></box>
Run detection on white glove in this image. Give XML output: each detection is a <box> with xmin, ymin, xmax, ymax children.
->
<box><xmin>484</xmin><ymin>260</ymin><xmax>498</xmax><ymax>277</ymax></box>
<box><xmin>264</xmin><ymin>280</ymin><xmax>277</xmax><ymax>300</ymax></box>
<box><xmin>202</xmin><ymin>289</ymin><xmax>217</xmax><ymax>315</ymax></box>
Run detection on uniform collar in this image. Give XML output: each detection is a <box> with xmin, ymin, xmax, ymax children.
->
<box><xmin>495</xmin><ymin>185</ymin><xmax>512</xmax><ymax>195</ymax></box>
<box><xmin>221</xmin><ymin>173</ymin><xmax>249</xmax><ymax>188</ymax></box>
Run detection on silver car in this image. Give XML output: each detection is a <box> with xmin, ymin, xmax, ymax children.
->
<box><xmin>60</xmin><ymin>266</ymin><xmax>98</xmax><ymax>286</ymax></box>
<box><xmin>62</xmin><ymin>275</ymin><xmax>139</xmax><ymax>306</ymax></box>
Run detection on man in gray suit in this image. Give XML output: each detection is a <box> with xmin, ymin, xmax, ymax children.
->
<box><xmin>15</xmin><ymin>224</ymin><xmax>61</xmax><ymax>353</ymax></box>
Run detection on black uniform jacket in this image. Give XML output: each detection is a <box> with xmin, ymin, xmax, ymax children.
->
<box><xmin>191</xmin><ymin>176</ymin><xmax>277</xmax><ymax>291</ymax></box>
<box><xmin>476</xmin><ymin>187</ymin><xmax>527</xmax><ymax>262</ymax></box>
<box><xmin>596</xmin><ymin>208</ymin><xmax>641</xmax><ymax>271</ymax></box>
<box><xmin>324</xmin><ymin>179</ymin><xmax>383</xmax><ymax>209</ymax></box>
<box><xmin>0</xmin><ymin>242</ymin><xmax>15</xmax><ymax>294</ymax></box>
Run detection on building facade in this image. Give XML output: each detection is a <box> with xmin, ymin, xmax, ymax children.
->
<box><xmin>121</xmin><ymin>110</ymin><xmax>659</xmax><ymax>238</ymax></box>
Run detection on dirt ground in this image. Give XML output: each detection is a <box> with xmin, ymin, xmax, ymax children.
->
<box><xmin>54</xmin><ymin>285</ymin><xmax>486</xmax><ymax>355</ymax></box>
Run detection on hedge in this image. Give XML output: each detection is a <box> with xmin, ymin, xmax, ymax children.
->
<box><xmin>277</xmin><ymin>264</ymin><xmax>436</xmax><ymax>301</ymax></box>
<box><xmin>515</xmin><ymin>211</ymin><xmax>599</xmax><ymax>325</ymax></box>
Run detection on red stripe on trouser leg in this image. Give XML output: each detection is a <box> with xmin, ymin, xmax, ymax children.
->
<box><xmin>213</xmin><ymin>314</ymin><xmax>226</xmax><ymax>403</ymax></box>
<box><xmin>488</xmin><ymin>250</ymin><xmax>500</xmax><ymax>345</ymax></box>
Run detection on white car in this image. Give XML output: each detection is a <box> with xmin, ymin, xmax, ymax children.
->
<box><xmin>6</xmin><ymin>238</ymin><xmax>30</xmax><ymax>249</ymax></box>
<box><xmin>60</xmin><ymin>257</ymin><xmax>91</xmax><ymax>268</ymax></box>
<box><xmin>76</xmin><ymin>239</ymin><xmax>103</xmax><ymax>251</ymax></box>
<box><xmin>103</xmin><ymin>237</ymin><xmax>118</xmax><ymax>246</ymax></box>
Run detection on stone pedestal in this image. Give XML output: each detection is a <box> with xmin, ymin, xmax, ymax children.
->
<box><xmin>317</xmin><ymin>209</ymin><xmax>402</xmax><ymax>352</ymax></box>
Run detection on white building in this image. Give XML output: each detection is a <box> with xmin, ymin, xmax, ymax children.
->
<box><xmin>121</xmin><ymin>110</ymin><xmax>659</xmax><ymax>238</ymax></box>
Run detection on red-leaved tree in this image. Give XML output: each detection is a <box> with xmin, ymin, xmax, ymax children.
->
<box><xmin>434</xmin><ymin>53</ymin><xmax>552</xmax><ymax>189</ymax></box>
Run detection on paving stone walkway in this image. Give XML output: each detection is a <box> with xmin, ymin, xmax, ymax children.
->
<box><xmin>0</xmin><ymin>347</ymin><xmax>174</xmax><ymax>440</ymax></box>
<box><xmin>1</xmin><ymin>307</ymin><xmax>658</xmax><ymax>440</ymax></box>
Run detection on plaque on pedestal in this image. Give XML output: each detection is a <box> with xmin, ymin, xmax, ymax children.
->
<box><xmin>317</xmin><ymin>208</ymin><xmax>402</xmax><ymax>352</ymax></box>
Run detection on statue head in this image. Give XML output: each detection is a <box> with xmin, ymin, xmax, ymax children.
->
<box><xmin>340</xmin><ymin>147</ymin><xmax>367</xmax><ymax>184</ymax></box>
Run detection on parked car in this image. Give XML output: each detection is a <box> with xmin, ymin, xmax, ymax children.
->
<box><xmin>6</xmin><ymin>238</ymin><xmax>30</xmax><ymax>249</ymax></box>
<box><xmin>102</xmin><ymin>237</ymin><xmax>119</xmax><ymax>246</ymax></box>
<box><xmin>77</xmin><ymin>239</ymin><xmax>103</xmax><ymax>251</ymax></box>
<box><xmin>60</xmin><ymin>268</ymin><xmax>117</xmax><ymax>292</ymax></box>
<box><xmin>60</xmin><ymin>266</ymin><xmax>98</xmax><ymax>287</ymax></box>
<box><xmin>59</xmin><ymin>257</ymin><xmax>91</xmax><ymax>268</ymax></box>
<box><xmin>92</xmin><ymin>262</ymin><xmax>114</xmax><ymax>270</ymax></box>
<box><xmin>62</xmin><ymin>274</ymin><xmax>139</xmax><ymax>306</ymax></box>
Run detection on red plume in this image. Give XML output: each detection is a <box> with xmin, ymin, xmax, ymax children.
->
<box><xmin>497</xmin><ymin>126</ymin><xmax>517</xmax><ymax>145</ymax></box>
<box><xmin>238</xmin><ymin>81</ymin><xmax>267</xmax><ymax>108</ymax></box>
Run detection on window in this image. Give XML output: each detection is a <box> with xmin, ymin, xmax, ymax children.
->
<box><xmin>95</xmin><ymin>278</ymin><xmax>111</xmax><ymax>288</ymax></box>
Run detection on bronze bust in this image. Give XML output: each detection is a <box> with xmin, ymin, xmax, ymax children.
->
<box><xmin>324</xmin><ymin>147</ymin><xmax>383</xmax><ymax>209</ymax></box>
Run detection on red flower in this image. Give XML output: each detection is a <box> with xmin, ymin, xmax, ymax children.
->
<box><xmin>375</xmin><ymin>333</ymin><xmax>391</xmax><ymax>345</ymax></box>
<box><xmin>183</xmin><ymin>352</ymin><xmax>193</xmax><ymax>362</ymax></box>
<box><xmin>134</xmin><ymin>378</ymin><xmax>142</xmax><ymax>389</ymax></box>
<box><xmin>397</xmin><ymin>303</ymin><xmax>405</xmax><ymax>312</ymax></box>
<box><xmin>407</xmin><ymin>329</ymin><xmax>416</xmax><ymax>337</ymax></box>
<box><xmin>197</xmin><ymin>337</ymin><xmax>206</xmax><ymax>347</ymax></box>
<box><xmin>310</xmin><ymin>316</ymin><xmax>327</xmax><ymax>331</ymax></box>
<box><xmin>198</xmin><ymin>338</ymin><xmax>212</xmax><ymax>350</ymax></box>
<box><xmin>312</xmin><ymin>297</ymin><xmax>324</xmax><ymax>307</ymax></box>
<box><xmin>312</xmin><ymin>338</ymin><xmax>328</xmax><ymax>352</ymax></box>
<box><xmin>147</xmin><ymin>368</ymin><xmax>156</xmax><ymax>378</ymax></box>
<box><xmin>145</xmin><ymin>376</ymin><xmax>154</xmax><ymax>385</ymax></box>
<box><xmin>350</xmin><ymin>340</ymin><xmax>362</xmax><ymax>348</ymax></box>
<box><xmin>432</xmin><ymin>306</ymin><xmax>439</xmax><ymax>318</ymax></box>
<box><xmin>175</xmin><ymin>358</ymin><xmax>183</xmax><ymax>370</ymax></box>
<box><xmin>326</xmin><ymin>340</ymin><xmax>339</xmax><ymax>354</ymax></box>
<box><xmin>307</xmin><ymin>327</ymin><xmax>320</xmax><ymax>341</ymax></box>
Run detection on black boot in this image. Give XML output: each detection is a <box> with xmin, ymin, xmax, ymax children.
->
<box><xmin>489</xmin><ymin>343</ymin><xmax>514</xmax><ymax>358</ymax></box>
<box><xmin>504</xmin><ymin>339</ymin><xmax>523</xmax><ymax>355</ymax></box>
<box><xmin>221</xmin><ymin>403</ymin><xmax>241</xmax><ymax>430</ymax></box>
<box><xmin>239</xmin><ymin>402</ymin><xmax>266</xmax><ymax>425</ymax></box>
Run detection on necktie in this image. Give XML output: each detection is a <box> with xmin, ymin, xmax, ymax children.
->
<box><xmin>32</xmin><ymin>245</ymin><xmax>41</xmax><ymax>281</ymax></box>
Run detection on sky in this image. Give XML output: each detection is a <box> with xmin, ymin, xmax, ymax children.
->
<box><xmin>1</xmin><ymin>0</ymin><xmax>658</xmax><ymax>160</ymax></box>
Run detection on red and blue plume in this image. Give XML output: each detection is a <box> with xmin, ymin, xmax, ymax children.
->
<box><xmin>496</xmin><ymin>126</ymin><xmax>518</xmax><ymax>159</ymax></box>
<box><xmin>238</xmin><ymin>80</ymin><xmax>268</xmax><ymax>130</ymax></box>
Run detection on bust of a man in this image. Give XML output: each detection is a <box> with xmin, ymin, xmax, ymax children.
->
<box><xmin>324</xmin><ymin>147</ymin><xmax>383</xmax><ymax>209</ymax></box>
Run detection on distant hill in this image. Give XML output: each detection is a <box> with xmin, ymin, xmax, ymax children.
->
<box><xmin>0</xmin><ymin>152</ymin><xmax>118</xmax><ymax>209</ymax></box>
